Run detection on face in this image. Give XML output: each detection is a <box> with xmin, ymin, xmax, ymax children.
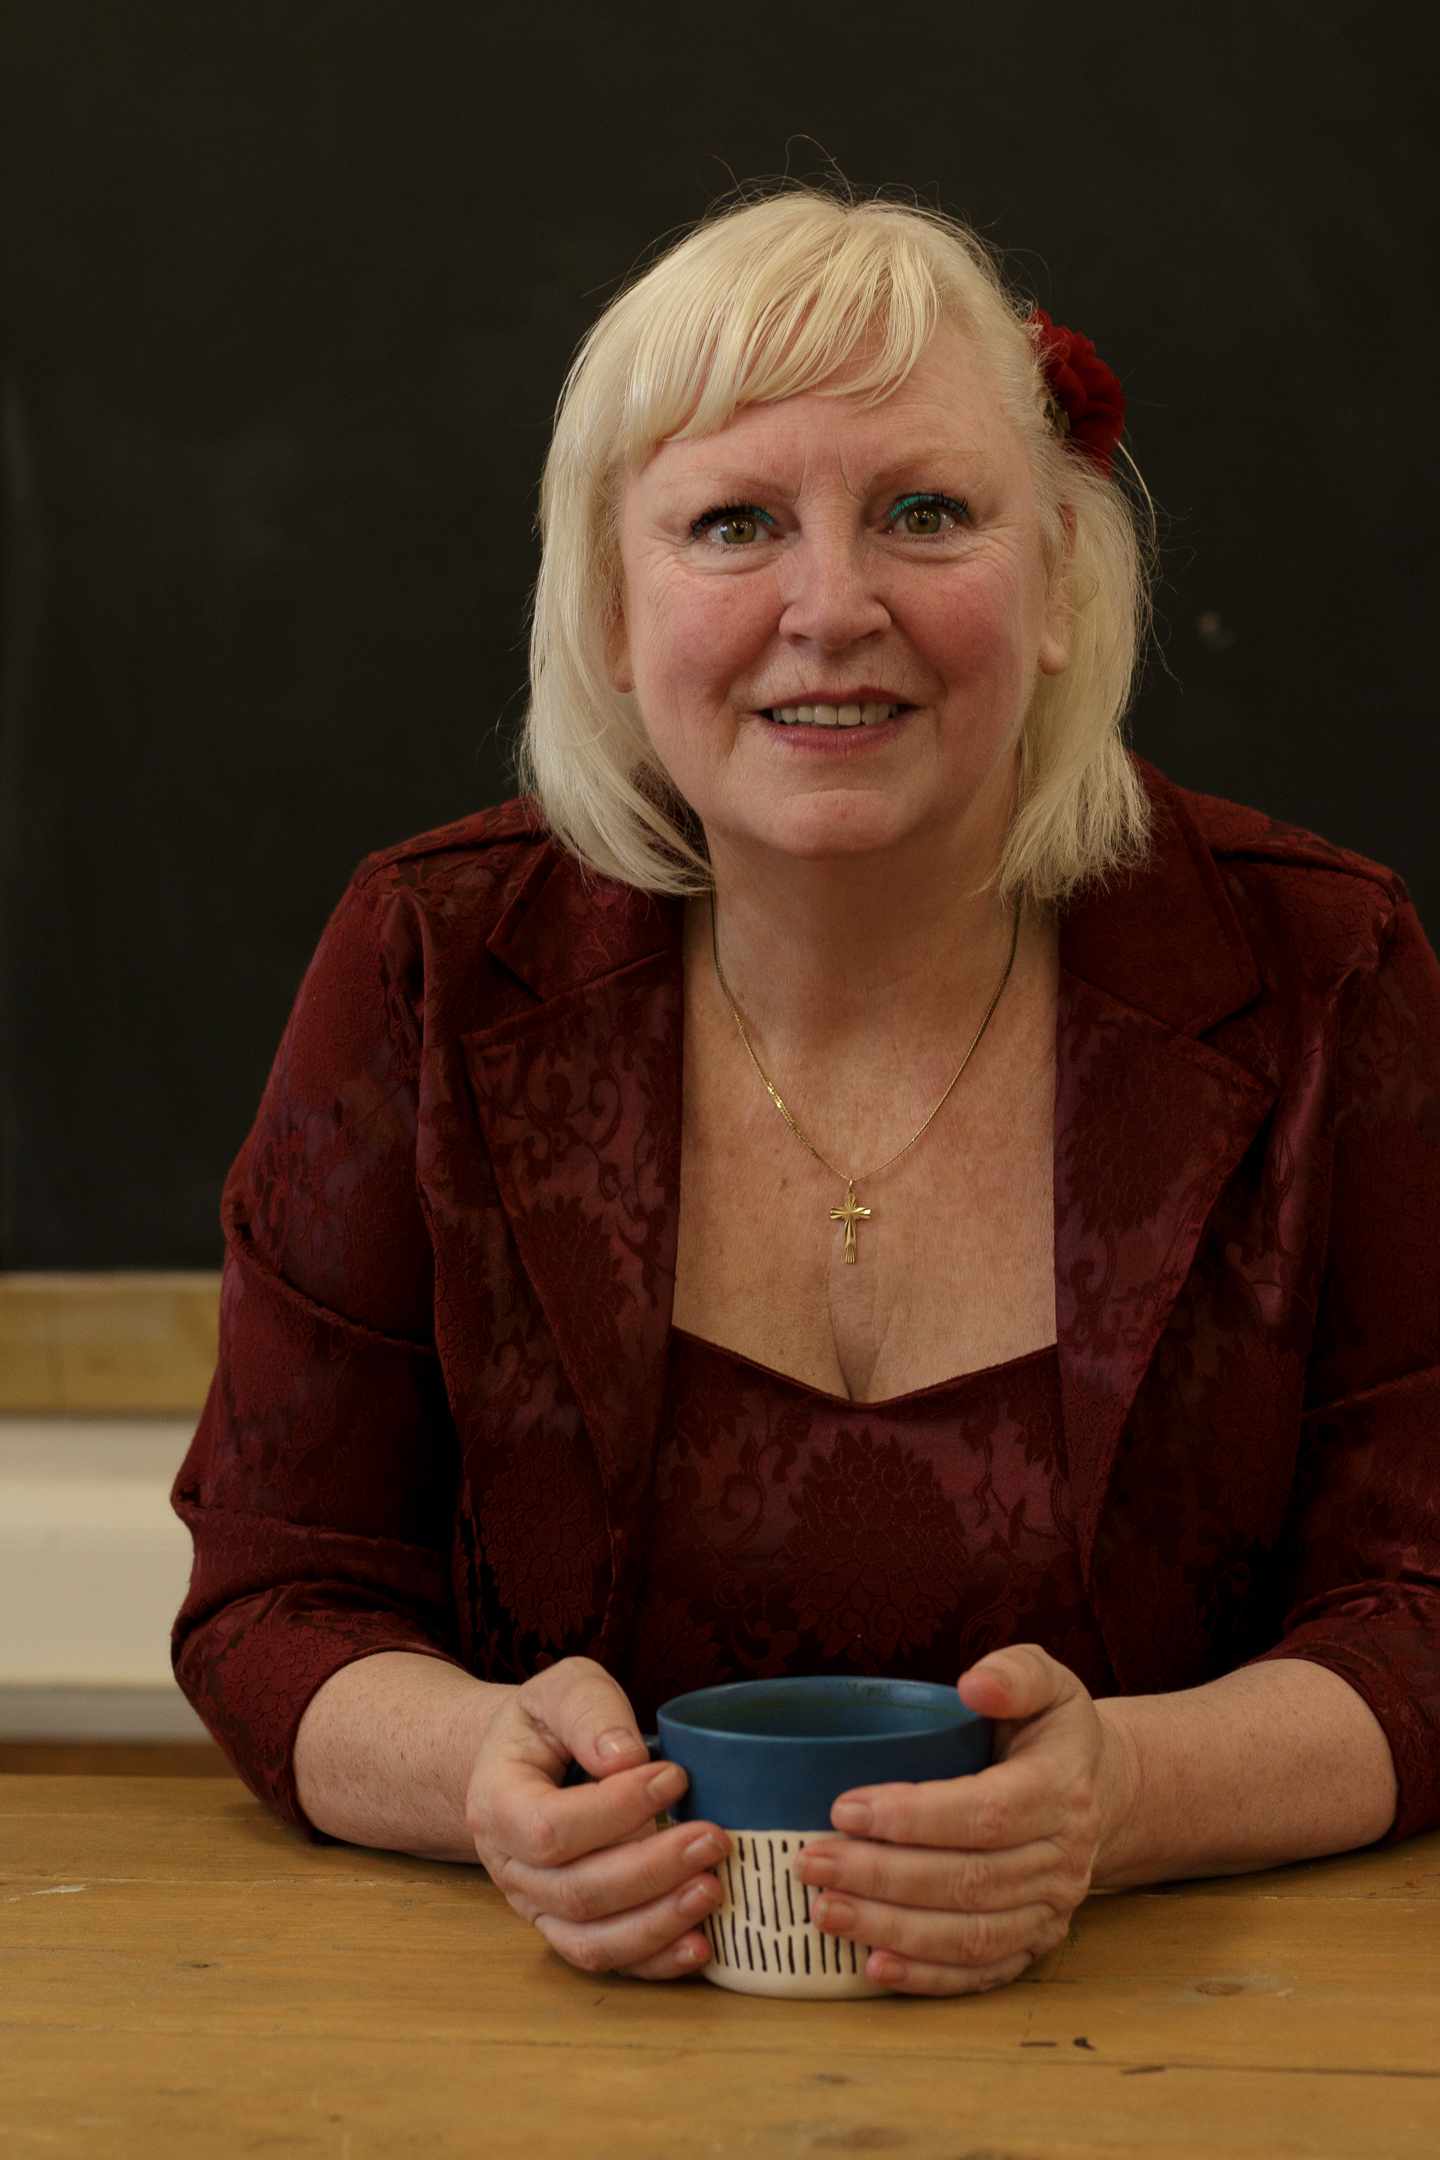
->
<box><xmin>607</xmin><ymin>323</ymin><xmax>1071</xmax><ymax>878</ymax></box>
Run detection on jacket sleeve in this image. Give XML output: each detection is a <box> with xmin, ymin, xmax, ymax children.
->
<box><xmin>1247</xmin><ymin>897</ymin><xmax>1440</xmax><ymax>1842</ymax></box>
<box><xmin>171</xmin><ymin>868</ymin><xmax>464</xmax><ymax>1831</ymax></box>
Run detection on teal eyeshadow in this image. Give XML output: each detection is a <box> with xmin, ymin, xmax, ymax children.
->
<box><xmin>888</xmin><ymin>492</ymin><xmax>967</xmax><ymax>523</ymax></box>
<box><xmin>693</xmin><ymin>505</ymin><xmax>776</xmax><ymax>534</ymax></box>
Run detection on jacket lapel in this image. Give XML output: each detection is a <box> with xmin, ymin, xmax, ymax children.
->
<box><xmin>461</xmin><ymin>847</ymin><xmax>685</xmax><ymax>1657</ymax></box>
<box><xmin>1056</xmin><ymin>770</ymin><xmax>1276</xmax><ymax>1567</ymax></box>
<box><xmin>465</xmin><ymin>768</ymin><xmax>1280</xmax><ymax>1642</ymax></box>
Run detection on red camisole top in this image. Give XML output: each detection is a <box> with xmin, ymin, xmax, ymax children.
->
<box><xmin>621</xmin><ymin>1328</ymin><xmax>1117</xmax><ymax>1730</ymax></box>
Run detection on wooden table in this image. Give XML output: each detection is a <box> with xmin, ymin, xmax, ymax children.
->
<box><xmin>3</xmin><ymin>1775</ymin><xmax>1438</xmax><ymax>2158</ymax></box>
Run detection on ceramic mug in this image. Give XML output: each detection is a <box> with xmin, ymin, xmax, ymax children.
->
<box><xmin>656</xmin><ymin>1675</ymin><xmax>991</xmax><ymax>2000</ymax></box>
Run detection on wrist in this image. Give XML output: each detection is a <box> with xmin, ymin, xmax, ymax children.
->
<box><xmin>1092</xmin><ymin>1696</ymin><xmax>1146</xmax><ymax>1887</ymax></box>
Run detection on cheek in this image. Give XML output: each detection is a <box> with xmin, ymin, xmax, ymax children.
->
<box><xmin>631</xmin><ymin>569</ymin><xmax>776</xmax><ymax>704</ymax></box>
<box><xmin>626</xmin><ymin>581</ymin><xmax>771</xmax><ymax>795</ymax></box>
<box><xmin>916</xmin><ymin>562</ymin><xmax>1047</xmax><ymax>698</ymax></box>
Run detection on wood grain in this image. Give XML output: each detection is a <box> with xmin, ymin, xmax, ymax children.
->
<box><xmin>0</xmin><ymin>1742</ymin><xmax>234</xmax><ymax>1778</ymax></box>
<box><xmin>0</xmin><ymin>1272</ymin><xmax>221</xmax><ymax>1412</ymax></box>
<box><xmin>2</xmin><ymin>1777</ymin><xmax>1436</xmax><ymax>2157</ymax></box>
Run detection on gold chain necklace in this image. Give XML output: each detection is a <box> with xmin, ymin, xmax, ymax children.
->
<box><xmin>709</xmin><ymin>899</ymin><xmax>1021</xmax><ymax>1264</ymax></box>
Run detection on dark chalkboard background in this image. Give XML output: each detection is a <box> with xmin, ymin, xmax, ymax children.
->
<box><xmin>1</xmin><ymin>0</ymin><xmax>1436</xmax><ymax>1266</ymax></box>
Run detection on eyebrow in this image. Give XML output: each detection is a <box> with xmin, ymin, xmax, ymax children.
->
<box><xmin>646</xmin><ymin>443</ymin><xmax>995</xmax><ymax>502</ymax></box>
<box><xmin>646</xmin><ymin>463</ymin><xmax>800</xmax><ymax>503</ymax></box>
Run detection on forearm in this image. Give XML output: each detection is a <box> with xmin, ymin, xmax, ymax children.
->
<box><xmin>293</xmin><ymin>1651</ymin><xmax>510</xmax><ymax>1861</ymax></box>
<box><xmin>1095</xmin><ymin>1657</ymin><xmax>1398</xmax><ymax>1889</ymax></box>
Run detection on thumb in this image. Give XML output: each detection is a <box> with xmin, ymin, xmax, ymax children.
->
<box><xmin>958</xmin><ymin>1643</ymin><xmax>1074</xmax><ymax>1725</ymax></box>
<box><xmin>518</xmin><ymin>1656</ymin><xmax>653</xmax><ymax>1781</ymax></box>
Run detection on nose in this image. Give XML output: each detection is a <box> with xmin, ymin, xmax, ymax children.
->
<box><xmin>777</xmin><ymin>529</ymin><xmax>891</xmax><ymax>652</ymax></box>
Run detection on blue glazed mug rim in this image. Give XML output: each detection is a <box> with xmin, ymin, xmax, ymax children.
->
<box><xmin>658</xmin><ymin>1674</ymin><xmax>983</xmax><ymax>1747</ymax></box>
<box><xmin>655</xmin><ymin>1676</ymin><xmax>992</xmax><ymax>1831</ymax></box>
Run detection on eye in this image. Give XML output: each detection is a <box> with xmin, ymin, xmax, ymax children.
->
<box><xmin>691</xmin><ymin>504</ymin><xmax>776</xmax><ymax>548</ymax></box>
<box><xmin>886</xmin><ymin>492</ymin><xmax>969</xmax><ymax>536</ymax></box>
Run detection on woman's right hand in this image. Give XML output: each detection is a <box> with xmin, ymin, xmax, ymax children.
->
<box><xmin>464</xmin><ymin>1657</ymin><xmax>729</xmax><ymax>1978</ymax></box>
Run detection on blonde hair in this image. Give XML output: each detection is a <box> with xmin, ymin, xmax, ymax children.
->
<box><xmin>519</xmin><ymin>185</ymin><xmax>1152</xmax><ymax>905</ymax></box>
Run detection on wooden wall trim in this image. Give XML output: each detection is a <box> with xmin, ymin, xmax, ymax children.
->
<box><xmin>0</xmin><ymin>1273</ymin><xmax>222</xmax><ymax>1413</ymax></box>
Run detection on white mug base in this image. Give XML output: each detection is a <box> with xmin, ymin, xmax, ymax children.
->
<box><xmin>699</xmin><ymin>1829</ymin><xmax>891</xmax><ymax>2000</ymax></box>
<box><xmin>703</xmin><ymin>1955</ymin><xmax>889</xmax><ymax>2000</ymax></box>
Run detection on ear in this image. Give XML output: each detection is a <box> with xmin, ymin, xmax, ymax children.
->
<box><xmin>1037</xmin><ymin>502</ymin><xmax>1074</xmax><ymax>678</ymax></box>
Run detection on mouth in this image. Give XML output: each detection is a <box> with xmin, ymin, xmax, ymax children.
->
<box><xmin>762</xmin><ymin>701</ymin><xmax>908</xmax><ymax>730</ymax></box>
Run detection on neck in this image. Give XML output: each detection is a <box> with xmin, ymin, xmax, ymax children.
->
<box><xmin>699</xmin><ymin>818</ymin><xmax>1019</xmax><ymax>1062</ymax></box>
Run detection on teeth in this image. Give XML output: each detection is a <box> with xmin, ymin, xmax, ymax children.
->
<box><xmin>768</xmin><ymin>702</ymin><xmax>901</xmax><ymax>728</ymax></box>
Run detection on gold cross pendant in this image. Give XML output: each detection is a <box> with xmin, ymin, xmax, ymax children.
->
<box><xmin>829</xmin><ymin>1179</ymin><xmax>871</xmax><ymax>1264</ymax></box>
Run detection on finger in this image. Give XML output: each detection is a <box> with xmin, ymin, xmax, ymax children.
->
<box><xmin>477</xmin><ymin>1754</ymin><xmax>689</xmax><ymax>1869</ymax></box>
<box><xmin>811</xmin><ymin>1888</ymin><xmax>1062</xmax><ymax>1970</ymax></box>
<box><xmin>957</xmin><ymin>1643</ymin><xmax>1076</xmax><ymax>1725</ymax></box>
<box><xmin>620</xmin><ymin>1930</ymin><xmax>713</xmax><ymax>1981</ymax></box>
<box><xmin>496</xmin><ymin>1822</ymin><xmax>729</xmax><ymax>1925</ymax></box>
<box><xmin>515</xmin><ymin>1657</ymin><xmax>653</xmax><ymax>1779</ymax></box>
<box><xmin>829</xmin><ymin>1749</ymin><xmax>1089</xmax><ymax>1852</ymax></box>
<box><xmin>864</xmin><ymin>1946</ymin><xmax>1034</xmax><ymax>1998</ymax></box>
<box><xmin>795</xmin><ymin>1834</ymin><xmax>1084</xmax><ymax>1914</ymax></box>
<box><xmin>533</xmin><ymin>1871</ymin><xmax>723</xmax><ymax>1976</ymax></box>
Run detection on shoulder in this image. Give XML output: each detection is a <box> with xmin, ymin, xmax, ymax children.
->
<box><xmin>278</xmin><ymin>798</ymin><xmax>561</xmax><ymax>1066</ymax></box>
<box><xmin>1138</xmin><ymin>760</ymin><xmax>1415</xmax><ymax>982</ymax></box>
<box><xmin>1152</xmin><ymin>765</ymin><xmax>1407</xmax><ymax>906</ymax></box>
<box><xmin>321</xmin><ymin>796</ymin><xmax>576</xmax><ymax>984</ymax></box>
<box><xmin>345</xmin><ymin>795</ymin><xmax>552</xmax><ymax>919</ymax></box>
<box><xmin>303</xmin><ymin>796</ymin><xmax>678</xmax><ymax>1042</ymax></box>
<box><xmin>1068</xmin><ymin>761</ymin><xmax>1432</xmax><ymax>1046</ymax></box>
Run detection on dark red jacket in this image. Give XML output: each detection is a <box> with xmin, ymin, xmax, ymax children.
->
<box><xmin>172</xmin><ymin>763</ymin><xmax>1440</xmax><ymax>1840</ymax></box>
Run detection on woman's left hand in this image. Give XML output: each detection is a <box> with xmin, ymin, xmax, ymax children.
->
<box><xmin>793</xmin><ymin>1645</ymin><xmax>1136</xmax><ymax>1997</ymax></box>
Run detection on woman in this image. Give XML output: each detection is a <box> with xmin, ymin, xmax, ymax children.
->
<box><xmin>173</xmin><ymin>187</ymin><xmax>1440</xmax><ymax>1997</ymax></box>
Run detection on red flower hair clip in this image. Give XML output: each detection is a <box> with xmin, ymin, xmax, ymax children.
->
<box><xmin>1025</xmin><ymin>308</ymin><xmax>1126</xmax><ymax>477</ymax></box>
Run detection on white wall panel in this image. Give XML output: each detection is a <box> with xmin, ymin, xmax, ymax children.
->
<box><xmin>0</xmin><ymin>1417</ymin><xmax>205</xmax><ymax>1733</ymax></box>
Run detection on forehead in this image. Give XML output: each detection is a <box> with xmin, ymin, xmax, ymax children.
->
<box><xmin>637</xmin><ymin>323</ymin><xmax>1019</xmax><ymax>487</ymax></box>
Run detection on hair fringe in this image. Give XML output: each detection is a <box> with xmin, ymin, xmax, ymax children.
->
<box><xmin>519</xmin><ymin>181</ymin><xmax>1154</xmax><ymax>908</ymax></box>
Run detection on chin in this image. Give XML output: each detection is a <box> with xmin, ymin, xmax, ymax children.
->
<box><xmin>752</xmin><ymin>800</ymin><xmax>925</xmax><ymax>862</ymax></box>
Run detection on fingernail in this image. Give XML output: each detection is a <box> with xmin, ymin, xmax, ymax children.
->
<box><xmin>647</xmin><ymin>1763</ymin><xmax>685</xmax><ymax>1804</ymax></box>
<box><xmin>813</xmin><ymin>1893</ymin><xmax>854</xmax><ymax>1931</ymax></box>
<box><xmin>795</xmin><ymin>1851</ymin><xmax>838</xmax><ymax>1884</ymax></box>
<box><xmin>870</xmin><ymin>1953</ymin><xmax>906</xmax><ymax>1985</ymax></box>
<box><xmin>675</xmin><ymin>1938</ymin><xmax>708</xmax><ymax>1967</ymax></box>
<box><xmin>679</xmin><ymin>1878</ymin><xmax>719</xmax><ymax>1917</ymax></box>
<box><xmin>683</xmin><ymin>1830</ymin><xmax>724</xmax><ymax>1866</ymax></box>
<box><xmin>831</xmin><ymin>1800</ymin><xmax>872</xmax><ymax>1832</ymax></box>
<box><xmin>595</xmin><ymin>1727</ymin><xmax>643</xmax><ymax>1761</ymax></box>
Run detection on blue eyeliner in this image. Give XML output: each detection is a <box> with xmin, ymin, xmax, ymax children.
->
<box><xmin>887</xmin><ymin>491</ymin><xmax>969</xmax><ymax>526</ymax></box>
<box><xmin>691</xmin><ymin>503</ymin><xmax>777</xmax><ymax>538</ymax></box>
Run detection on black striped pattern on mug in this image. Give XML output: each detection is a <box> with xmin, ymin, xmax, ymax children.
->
<box><xmin>702</xmin><ymin>1833</ymin><xmax>872</xmax><ymax>1980</ymax></box>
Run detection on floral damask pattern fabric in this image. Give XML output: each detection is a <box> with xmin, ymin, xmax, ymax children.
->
<box><xmin>625</xmin><ymin>1336</ymin><xmax>1112</xmax><ymax>1729</ymax></box>
<box><xmin>171</xmin><ymin>766</ymin><xmax>1440</xmax><ymax>1841</ymax></box>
